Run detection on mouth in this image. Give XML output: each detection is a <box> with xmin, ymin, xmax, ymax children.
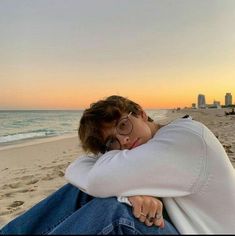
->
<box><xmin>130</xmin><ymin>138</ymin><xmax>140</xmax><ymax>149</ymax></box>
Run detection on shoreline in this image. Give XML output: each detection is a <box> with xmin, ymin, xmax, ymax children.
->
<box><xmin>0</xmin><ymin>108</ymin><xmax>171</xmax><ymax>152</ymax></box>
<box><xmin>0</xmin><ymin>133</ymin><xmax>78</xmax><ymax>152</ymax></box>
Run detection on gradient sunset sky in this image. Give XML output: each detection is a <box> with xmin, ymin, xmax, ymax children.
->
<box><xmin>1</xmin><ymin>0</ymin><xmax>235</xmax><ymax>109</ymax></box>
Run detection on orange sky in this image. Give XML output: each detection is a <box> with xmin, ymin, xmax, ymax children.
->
<box><xmin>1</xmin><ymin>1</ymin><xmax>235</xmax><ymax>109</ymax></box>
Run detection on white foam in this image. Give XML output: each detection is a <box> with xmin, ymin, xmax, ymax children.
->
<box><xmin>0</xmin><ymin>132</ymin><xmax>53</xmax><ymax>144</ymax></box>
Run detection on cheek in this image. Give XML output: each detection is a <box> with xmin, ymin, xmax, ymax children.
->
<box><xmin>134</xmin><ymin>123</ymin><xmax>151</xmax><ymax>138</ymax></box>
<box><xmin>144</xmin><ymin>127</ymin><xmax>152</xmax><ymax>139</ymax></box>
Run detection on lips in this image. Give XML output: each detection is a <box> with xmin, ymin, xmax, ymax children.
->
<box><xmin>130</xmin><ymin>138</ymin><xmax>140</xmax><ymax>149</ymax></box>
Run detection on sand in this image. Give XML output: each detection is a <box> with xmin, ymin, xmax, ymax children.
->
<box><xmin>0</xmin><ymin>134</ymin><xmax>84</xmax><ymax>228</ymax></box>
<box><xmin>0</xmin><ymin>108</ymin><xmax>234</xmax><ymax>228</ymax></box>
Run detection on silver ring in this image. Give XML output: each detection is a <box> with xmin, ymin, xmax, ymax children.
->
<box><xmin>155</xmin><ymin>213</ymin><xmax>162</xmax><ymax>220</ymax></box>
<box><xmin>147</xmin><ymin>216</ymin><xmax>155</xmax><ymax>222</ymax></box>
<box><xmin>140</xmin><ymin>212</ymin><xmax>147</xmax><ymax>217</ymax></box>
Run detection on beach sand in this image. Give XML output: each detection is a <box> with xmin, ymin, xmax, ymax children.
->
<box><xmin>0</xmin><ymin>135</ymin><xmax>84</xmax><ymax>228</ymax></box>
<box><xmin>0</xmin><ymin>108</ymin><xmax>234</xmax><ymax>228</ymax></box>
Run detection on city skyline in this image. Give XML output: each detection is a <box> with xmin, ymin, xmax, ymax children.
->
<box><xmin>195</xmin><ymin>92</ymin><xmax>234</xmax><ymax>109</ymax></box>
<box><xmin>1</xmin><ymin>0</ymin><xmax>235</xmax><ymax>110</ymax></box>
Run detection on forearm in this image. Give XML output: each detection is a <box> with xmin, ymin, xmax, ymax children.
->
<box><xmin>66</xmin><ymin>134</ymin><xmax>199</xmax><ymax>198</ymax></box>
<box><xmin>65</xmin><ymin>156</ymin><xmax>97</xmax><ymax>193</ymax></box>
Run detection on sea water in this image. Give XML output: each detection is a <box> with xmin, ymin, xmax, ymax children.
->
<box><xmin>0</xmin><ymin>109</ymin><xmax>168</xmax><ymax>146</ymax></box>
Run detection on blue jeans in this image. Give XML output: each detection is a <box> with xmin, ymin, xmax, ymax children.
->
<box><xmin>0</xmin><ymin>184</ymin><xmax>179</xmax><ymax>235</ymax></box>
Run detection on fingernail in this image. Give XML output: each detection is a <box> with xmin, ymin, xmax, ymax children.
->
<box><xmin>160</xmin><ymin>222</ymin><xmax>165</xmax><ymax>228</ymax></box>
<box><xmin>133</xmin><ymin>213</ymin><xmax>139</xmax><ymax>218</ymax></box>
<box><xmin>146</xmin><ymin>223</ymin><xmax>153</xmax><ymax>227</ymax></box>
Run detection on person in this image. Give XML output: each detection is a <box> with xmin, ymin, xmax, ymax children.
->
<box><xmin>0</xmin><ymin>98</ymin><xmax>178</xmax><ymax>235</ymax></box>
<box><xmin>225</xmin><ymin>108</ymin><xmax>235</xmax><ymax>116</ymax></box>
<box><xmin>65</xmin><ymin>95</ymin><xmax>235</xmax><ymax>234</ymax></box>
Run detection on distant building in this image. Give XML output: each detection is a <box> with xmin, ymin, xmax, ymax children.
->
<box><xmin>192</xmin><ymin>103</ymin><xmax>196</xmax><ymax>109</ymax></box>
<box><xmin>225</xmin><ymin>93</ymin><xmax>232</xmax><ymax>106</ymax></box>
<box><xmin>198</xmin><ymin>94</ymin><xmax>206</xmax><ymax>108</ymax></box>
<box><xmin>207</xmin><ymin>100</ymin><xmax>221</xmax><ymax>109</ymax></box>
<box><xmin>213</xmin><ymin>100</ymin><xmax>221</xmax><ymax>108</ymax></box>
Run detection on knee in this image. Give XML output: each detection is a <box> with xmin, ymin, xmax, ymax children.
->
<box><xmin>90</xmin><ymin>197</ymin><xmax>132</xmax><ymax>218</ymax></box>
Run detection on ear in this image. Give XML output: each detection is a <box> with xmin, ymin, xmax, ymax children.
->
<box><xmin>140</xmin><ymin>110</ymin><xmax>148</xmax><ymax>122</ymax></box>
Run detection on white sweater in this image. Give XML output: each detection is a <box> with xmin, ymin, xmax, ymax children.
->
<box><xmin>65</xmin><ymin>117</ymin><xmax>235</xmax><ymax>234</ymax></box>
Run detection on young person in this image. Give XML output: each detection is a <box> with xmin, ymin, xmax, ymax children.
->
<box><xmin>0</xmin><ymin>97</ymin><xmax>178</xmax><ymax>235</ymax></box>
<box><xmin>65</xmin><ymin>95</ymin><xmax>235</xmax><ymax>234</ymax></box>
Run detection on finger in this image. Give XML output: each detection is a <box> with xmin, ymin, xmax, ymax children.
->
<box><xmin>139</xmin><ymin>211</ymin><xmax>147</xmax><ymax>223</ymax></box>
<box><xmin>159</xmin><ymin>219</ymin><xmax>165</xmax><ymax>228</ymax></box>
<box><xmin>129</xmin><ymin>196</ymin><xmax>142</xmax><ymax>218</ymax></box>
<box><xmin>154</xmin><ymin>217</ymin><xmax>164</xmax><ymax>228</ymax></box>
<box><xmin>139</xmin><ymin>201</ymin><xmax>150</xmax><ymax>223</ymax></box>
<box><xmin>144</xmin><ymin>218</ymin><xmax>154</xmax><ymax>227</ymax></box>
<box><xmin>153</xmin><ymin>202</ymin><xmax>164</xmax><ymax>227</ymax></box>
<box><xmin>147</xmin><ymin>201</ymin><xmax>158</xmax><ymax>222</ymax></box>
<box><xmin>153</xmin><ymin>213</ymin><xmax>164</xmax><ymax>228</ymax></box>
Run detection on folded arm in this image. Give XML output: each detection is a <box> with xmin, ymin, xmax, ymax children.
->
<box><xmin>65</xmin><ymin>154</ymin><xmax>165</xmax><ymax>228</ymax></box>
<box><xmin>65</xmin><ymin>155</ymin><xmax>97</xmax><ymax>194</ymax></box>
<box><xmin>65</xmin><ymin>127</ymin><xmax>204</xmax><ymax>198</ymax></box>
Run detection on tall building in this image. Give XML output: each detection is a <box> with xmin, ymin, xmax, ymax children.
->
<box><xmin>225</xmin><ymin>93</ymin><xmax>232</xmax><ymax>106</ymax></box>
<box><xmin>198</xmin><ymin>94</ymin><xmax>206</xmax><ymax>108</ymax></box>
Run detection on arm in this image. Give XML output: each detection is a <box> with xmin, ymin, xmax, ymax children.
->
<box><xmin>88</xmin><ymin>123</ymin><xmax>205</xmax><ymax>197</ymax></box>
<box><xmin>66</xmin><ymin>125</ymin><xmax>205</xmax><ymax>198</ymax></box>
<box><xmin>65</xmin><ymin>156</ymin><xmax>165</xmax><ymax>228</ymax></box>
<box><xmin>65</xmin><ymin>155</ymin><xmax>97</xmax><ymax>193</ymax></box>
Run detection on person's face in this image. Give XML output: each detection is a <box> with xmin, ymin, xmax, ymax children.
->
<box><xmin>102</xmin><ymin>111</ymin><xmax>153</xmax><ymax>152</ymax></box>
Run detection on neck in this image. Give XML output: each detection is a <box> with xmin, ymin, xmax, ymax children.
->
<box><xmin>148</xmin><ymin>121</ymin><xmax>163</xmax><ymax>137</ymax></box>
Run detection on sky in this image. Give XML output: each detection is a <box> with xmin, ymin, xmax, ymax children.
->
<box><xmin>0</xmin><ymin>0</ymin><xmax>235</xmax><ymax>109</ymax></box>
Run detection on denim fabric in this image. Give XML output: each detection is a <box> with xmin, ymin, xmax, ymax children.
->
<box><xmin>0</xmin><ymin>184</ymin><xmax>179</xmax><ymax>235</ymax></box>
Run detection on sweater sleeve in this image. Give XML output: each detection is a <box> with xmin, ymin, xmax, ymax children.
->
<box><xmin>65</xmin><ymin>156</ymin><xmax>97</xmax><ymax>193</ymax></box>
<box><xmin>85</xmin><ymin>125</ymin><xmax>205</xmax><ymax>198</ymax></box>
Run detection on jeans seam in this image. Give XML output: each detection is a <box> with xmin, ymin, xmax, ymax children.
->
<box><xmin>97</xmin><ymin>217</ymin><xmax>142</xmax><ymax>235</ymax></box>
<box><xmin>41</xmin><ymin>212</ymin><xmax>74</xmax><ymax>235</ymax></box>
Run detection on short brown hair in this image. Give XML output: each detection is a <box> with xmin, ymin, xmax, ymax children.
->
<box><xmin>78</xmin><ymin>95</ymin><xmax>152</xmax><ymax>155</ymax></box>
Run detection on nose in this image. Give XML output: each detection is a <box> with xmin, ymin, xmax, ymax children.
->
<box><xmin>116</xmin><ymin>134</ymin><xmax>130</xmax><ymax>147</ymax></box>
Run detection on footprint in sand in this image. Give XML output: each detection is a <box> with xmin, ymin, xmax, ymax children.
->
<box><xmin>41</xmin><ymin>174</ymin><xmax>54</xmax><ymax>181</ymax></box>
<box><xmin>8</xmin><ymin>201</ymin><xmax>24</xmax><ymax>208</ymax></box>
<box><xmin>2</xmin><ymin>192</ymin><xmax>14</xmax><ymax>198</ymax></box>
<box><xmin>1</xmin><ymin>185</ymin><xmax>37</xmax><ymax>199</ymax></box>
<box><xmin>8</xmin><ymin>182</ymin><xmax>22</xmax><ymax>189</ymax></box>
<box><xmin>21</xmin><ymin>175</ymin><xmax>34</xmax><ymax>180</ymax></box>
<box><xmin>57</xmin><ymin>170</ymin><xmax>65</xmax><ymax>177</ymax></box>
<box><xmin>25</xmin><ymin>179</ymin><xmax>39</xmax><ymax>185</ymax></box>
<box><xmin>18</xmin><ymin>187</ymin><xmax>36</xmax><ymax>193</ymax></box>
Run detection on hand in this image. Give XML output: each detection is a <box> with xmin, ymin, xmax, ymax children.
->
<box><xmin>128</xmin><ymin>195</ymin><xmax>164</xmax><ymax>228</ymax></box>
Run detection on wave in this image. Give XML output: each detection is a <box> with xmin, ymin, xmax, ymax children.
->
<box><xmin>0</xmin><ymin>129</ymin><xmax>60</xmax><ymax>144</ymax></box>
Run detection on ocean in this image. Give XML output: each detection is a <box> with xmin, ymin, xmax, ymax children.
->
<box><xmin>0</xmin><ymin>109</ymin><xmax>168</xmax><ymax>146</ymax></box>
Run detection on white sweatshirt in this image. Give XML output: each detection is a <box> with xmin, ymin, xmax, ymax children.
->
<box><xmin>65</xmin><ymin>117</ymin><xmax>235</xmax><ymax>234</ymax></box>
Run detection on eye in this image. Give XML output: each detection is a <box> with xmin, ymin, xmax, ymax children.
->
<box><xmin>109</xmin><ymin>138</ymin><xmax>116</xmax><ymax>145</ymax></box>
<box><xmin>118</xmin><ymin>119</ymin><xmax>128</xmax><ymax>131</ymax></box>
